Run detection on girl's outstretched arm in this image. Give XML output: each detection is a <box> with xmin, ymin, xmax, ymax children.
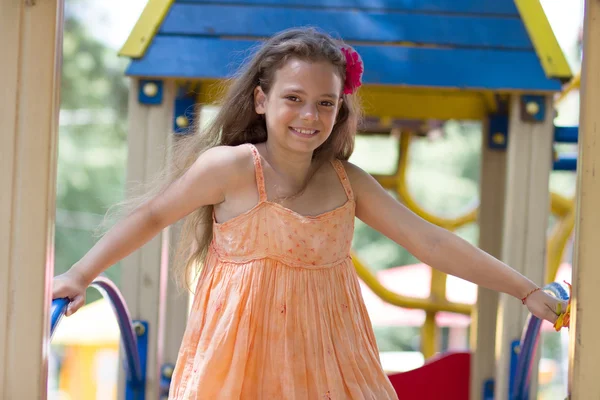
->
<box><xmin>345</xmin><ymin>162</ymin><xmax>565</xmax><ymax>324</ymax></box>
<box><xmin>54</xmin><ymin>145</ymin><xmax>247</xmax><ymax>314</ymax></box>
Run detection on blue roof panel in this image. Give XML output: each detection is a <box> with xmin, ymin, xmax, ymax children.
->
<box><xmin>126</xmin><ymin>36</ymin><xmax>561</xmax><ymax>92</ymax></box>
<box><xmin>174</xmin><ymin>0</ymin><xmax>520</xmax><ymax>16</ymax></box>
<box><xmin>160</xmin><ymin>4</ymin><xmax>532</xmax><ymax>50</ymax></box>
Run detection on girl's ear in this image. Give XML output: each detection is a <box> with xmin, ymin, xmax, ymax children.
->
<box><xmin>254</xmin><ymin>86</ymin><xmax>267</xmax><ymax>115</ymax></box>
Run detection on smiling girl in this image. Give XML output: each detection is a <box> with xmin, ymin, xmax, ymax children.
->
<box><xmin>53</xmin><ymin>28</ymin><xmax>566</xmax><ymax>399</ymax></box>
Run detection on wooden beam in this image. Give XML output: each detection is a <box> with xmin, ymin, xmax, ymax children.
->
<box><xmin>119</xmin><ymin>79</ymin><xmax>177</xmax><ymax>398</ymax></box>
<box><xmin>494</xmin><ymin>95</ymin><xmax>554</xmax><ymax>399</ymax></box>
<box><xmin>570</xmin><ymin>0</ymin><xmax>600</xmax><ymax>397</ymax></box>
<box><xmin>470</xmin><ymin>118</ymin><xmax>507</xmax><ymax>400</ymax></box>
<box><xmin>0</xmin><ymin>0</ymin><xmax>63</xmax><ymax>399</ymax></box>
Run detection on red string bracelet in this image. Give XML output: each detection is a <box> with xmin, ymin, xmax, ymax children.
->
<box><xmin>521</xmin><ymin>287</ymin><xmax>541</xmax><ymax>304</ymax></box>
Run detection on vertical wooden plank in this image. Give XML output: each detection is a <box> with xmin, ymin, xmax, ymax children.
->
<box><xmin>161</xmin><ymin>119</ymin><xmax>194</xmax><ymax>373</ymax></box>
<box><xmin>118</xmin><ymin>78</ymin><xmax>149</xmax><ymax>400</ymax></box>
<box><xmin>119</xmin><ymin>79</ymin><xmax>176</xmax><ymax>398</ymax></box>
<box><xmin>0</xmin><ymin>0</ymin><xmax>63</xmax><ymax>399</ymax></box>
<box><xmin>494</xmin><ymin>95</ymin><xmax>553</xmax><ymax>400</ymax></box>
<box><xmin>470</xmin><ymin>118</ymin><xmax>506</xmax><ymax>400</ymax></box>
<box><xmin>164</xmin><ymin>221</ymin><xmax>189</xmax><ymax>370</ymax></box>
<box><xmin>570</xmin><ymin>0</ymin><xmax>600</xmax><ymax>397</ymax></box>
<box><xmin>0</xmin><ymin>0</ymin><xmax>22</xmax><ymax>389</ymax></box>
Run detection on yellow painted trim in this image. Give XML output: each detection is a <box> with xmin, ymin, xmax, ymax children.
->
<box><xmin>555</xmin><ymin>72</ymin><xmax>581</xmax><ymax>106</ymax></box>
<box><xmin>514</xmin><ymin>0</ymin><xmax>572</xmax><ymax>79</ymax></box>
<box><xmin>119</xmin><ymin>0</ymin><xmax>174</xmax><ymax>58</ymax></box>
<box><xmin>481</xmin><ymin>92</ymin><xmax>498</xmax><ymax>114</ymax></box>
<box><xmin>197</xmin><ymin>79</ymin><xmax>228</xmax><ymax>104</ymax></box>
<box><xmin>359</xmin><ymin>87</ymin><xmax>490</xmax><ymax>121</ymax></box>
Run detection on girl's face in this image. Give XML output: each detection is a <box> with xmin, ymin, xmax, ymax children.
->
<box><xmin>254</xmin><ymin>58</ymin><xmax>343</xmax><ymax>154</ymax></box>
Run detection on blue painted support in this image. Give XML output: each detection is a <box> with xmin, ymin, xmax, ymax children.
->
<box><xmin>482</xmin><ymin>378</ymin><xmax>495</xmax><ymax>400</ymax></box>
<box><xmin>138</xmin><ymin>79</ymin><xmax>164</xmax><ymax>105</ymax></box>
<box><xmin>126</xmin><ymin>321</ymin><xmax>148</xmax><ymax>400</ymax></box>
<box><xmin>512</xmin><ymin>282</ymin><xmax>570</xmax><ymax>400</ymax></box>
<box><xmin>175</xmin><ymin>0</ymin><xmax>520</xmax><ymax>16</ymax></box>
<box><xmin>554</xmin><ymin>126</ymin><xmax>579</xmax><ymax>143</ymax></box>
<box><xmin>520</xmin><ymin>95</ymin><xmax>546</xmax><ymax>122</ymax></box>
<box><xmin>162</xmin><ymin>4</ymin><xmax>532</xmax><ymax>50</ymax></box>
<box><xmin>553</xmin><ymin>152</ymin><xmax>577</xmax><ymax>171</ymax></box>
<box><xmin>51</xmin><ymin>276</ymin><xmax>147</xmax><ymax>399</ymax></box>
<box><xmin>160</xmin><ymin>363</ymin><xmax>176</xmax><ymax>397</ymax></box>
<box><xmin>127</xmin><ymin>36</ymin><xmax>561</xmax><ymax>92</ymax></box>
<box><xmin>488</xmin><ymin>113</ymin><xmax>509</xmax><ymax>150</ymax></box>
<box><xmin>509</xmin><ymin>339</ymin><xmax>520</xmax><ymax>399</ymax></box>
<box><xmin>173</xmin><ymin>86</ymin><xmax>197</xmax><ymax>135</ymax></box>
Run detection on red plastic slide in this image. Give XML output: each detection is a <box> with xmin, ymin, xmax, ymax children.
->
<box><xmin>387</xmin><ymin>352</ymin><xmax>471</xmax><ymax>399</ymax></box>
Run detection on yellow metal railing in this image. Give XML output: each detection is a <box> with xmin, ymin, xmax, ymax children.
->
<box><xmin>357</xmin><ymin>132</ymin><xmax>576</xmax><ymax>358</ymax></box>
<box><xmin>352</xmin><ymin>253</ymin><xmax>471</xmax><ymax>315</ymax></box>
<box><xmin>546</xmin><ymin>199</ymin><xmax>576</xmax><ymax>284</ymax></box>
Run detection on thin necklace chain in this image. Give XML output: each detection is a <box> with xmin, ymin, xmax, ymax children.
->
<box><xmin>263</xmin><ymin>144</ymin><xmax>312</xmax><ymax>203</ymax></box>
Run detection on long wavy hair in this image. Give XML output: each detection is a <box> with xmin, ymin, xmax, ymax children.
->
<box><xmin>111</xmin><ymin>28</ymin><xmax>363</xmax><ymax>290</ymax></box>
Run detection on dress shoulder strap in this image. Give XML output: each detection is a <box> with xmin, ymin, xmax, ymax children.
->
<box><xmin>331</xmin><ymin>159</ymin><xmax>354</xmax><ymax>202</ymax></box>
<box><xmin>247</xmin><ymin>144</ymin><xmax>268</xmax><ymax>202</ymax></box>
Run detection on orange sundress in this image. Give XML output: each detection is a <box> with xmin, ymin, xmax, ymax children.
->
<box><xmin>169</xmin><ymin>144</ymin><xmax>398</xmax><ymax>399</ymax></box>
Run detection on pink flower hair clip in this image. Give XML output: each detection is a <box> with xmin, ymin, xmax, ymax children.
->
<box><xmin>340</xmin><ymin>46</ymin><xmax>364</xmax><ymax>95</ymax></box>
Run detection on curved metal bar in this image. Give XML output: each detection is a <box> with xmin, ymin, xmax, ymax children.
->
<box><xmin>546</xmin><ymin>206</ymin><xmax>576</xmax><ymax>283</ymax></box>
<box><xmin>50</xmin><ymin>297</ymin><xmax>69</xmax><ymax>340</ymax></box>
<box><xmin>90</xmin><ymin>276</ymin><xmax>143</xmax><ymax>385</ymax></box>
<box><xmin>351</xmin><ymin>252</ymin><xmax>472</xmax><ymax>315</ymax></box>
<box><xmin>512</xmin><ymin>282</ymin><xmax>570</xmax><ymax>400</ymax></box>
<box><xmin>50</xmin><ymin>276</ymin><xmax>143</xmax><ymax>385</ymax></box>
<box><xmin>396</xmin><ymin>133</ymin><xmax>477</xmax><ymax>231</ymax></box>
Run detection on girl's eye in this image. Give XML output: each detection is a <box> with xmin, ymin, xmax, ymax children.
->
<box><xmin>286</xmin><ymin>96</ymin><xmax>300</xmax><ymax>102</ymax></box>
<box><xmin>320</xmin><ymin>101</ymin><xmax>334</xmax><ymax>107</ymax></box>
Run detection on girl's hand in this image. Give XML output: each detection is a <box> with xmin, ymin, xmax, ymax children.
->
<box><xmin>52</xmin><ymin>269</ymin><xmax>90</xmax><ymax>316</ymax></box>
<box><xmin>524</xmin><ymin>289</ymin><xmax>568</xmax><ymax>325</ymax></box>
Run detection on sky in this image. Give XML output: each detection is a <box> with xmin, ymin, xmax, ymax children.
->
<box><xmin>67</xmin><ymin>0</ymin><xmax>148</xmax><ymax>51</ymax></box>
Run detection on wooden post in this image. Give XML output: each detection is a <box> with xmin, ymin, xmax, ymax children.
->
<box><xmin>470</xmin><ymin>118</ymin><xmax>507</xmax><ymax>400</ymax></box>
<box><xmin>119</xmin><ymin>79</ymin><xmax>188</xmax><ymax>398</ymax></box>
<box><xmin>494</xmin><ymin>95</ymin><xmax>554</xmax><ymax>400</ymax></box>
<box><xmin>164</xmin><ymin>222</ymin><xmax>189</xmax><ymax>367</ymax></box>
<box><xmin>0</xmin><ymin>0</ymin><xmax>63</xmax><ymax>399</ymax></box>
<box><xmin>570</xmin><ymin>0</ymin><xmax>600</xmax><ymax>397</ymax></box>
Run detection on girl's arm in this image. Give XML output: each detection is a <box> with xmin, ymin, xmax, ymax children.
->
<box><xmin>68</xmin><ymin>145</ymin><xmax>246</xmax><ymax>286</ymax></box>
<box><xmin>345</xmin><ymin>162</ymin><xmax>564</xmax><ymax>323</ymax></box>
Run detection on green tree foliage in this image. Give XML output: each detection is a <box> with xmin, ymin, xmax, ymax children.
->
<box><xmin>55</xmin><ymin>10</ymin><xmax>129</xmax><ymax>292</ymax></box>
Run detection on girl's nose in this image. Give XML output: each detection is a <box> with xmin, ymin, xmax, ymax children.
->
<box><xmin>301</xmin><ymin>104</ymin><xmax>318</xmax><ymax>121</ymax></box>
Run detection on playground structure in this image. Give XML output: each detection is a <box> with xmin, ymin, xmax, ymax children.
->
<box><xmin>2</xmin><ymin>0</ymin><xmax>600</xmax><ymax>399</ymax></box>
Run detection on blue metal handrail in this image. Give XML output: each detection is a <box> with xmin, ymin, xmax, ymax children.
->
<box><xmin>50</xmin><ymin>276</ymin><xmax>146</xmax><ymax>397</ymax></box>
<box><xmin>50</xmin><ymin>297</ymin><xmax>69</xmax><ymax>339</ymax></box>
<box><xmin>512</xmin><ymin>282</ymin><xmax>570</xmax><ymax>400</ymax></box>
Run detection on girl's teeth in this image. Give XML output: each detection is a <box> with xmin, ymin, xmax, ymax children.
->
<box><xmin>294</xmin><ymin>128</ymin><xmax>316</xmax><ymax>135</ymax></box>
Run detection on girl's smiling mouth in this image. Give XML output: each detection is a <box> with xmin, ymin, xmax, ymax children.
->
<box><xmin>289</xmin><ymin>127</ymin><xmax>320</xmax><ymax>137</ymax></box>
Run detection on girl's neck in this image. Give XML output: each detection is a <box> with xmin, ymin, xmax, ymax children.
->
<box><xmin>262</xmin><ymin>141</ymin><xmax>314</xmax><ymax>186</ymax></box>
